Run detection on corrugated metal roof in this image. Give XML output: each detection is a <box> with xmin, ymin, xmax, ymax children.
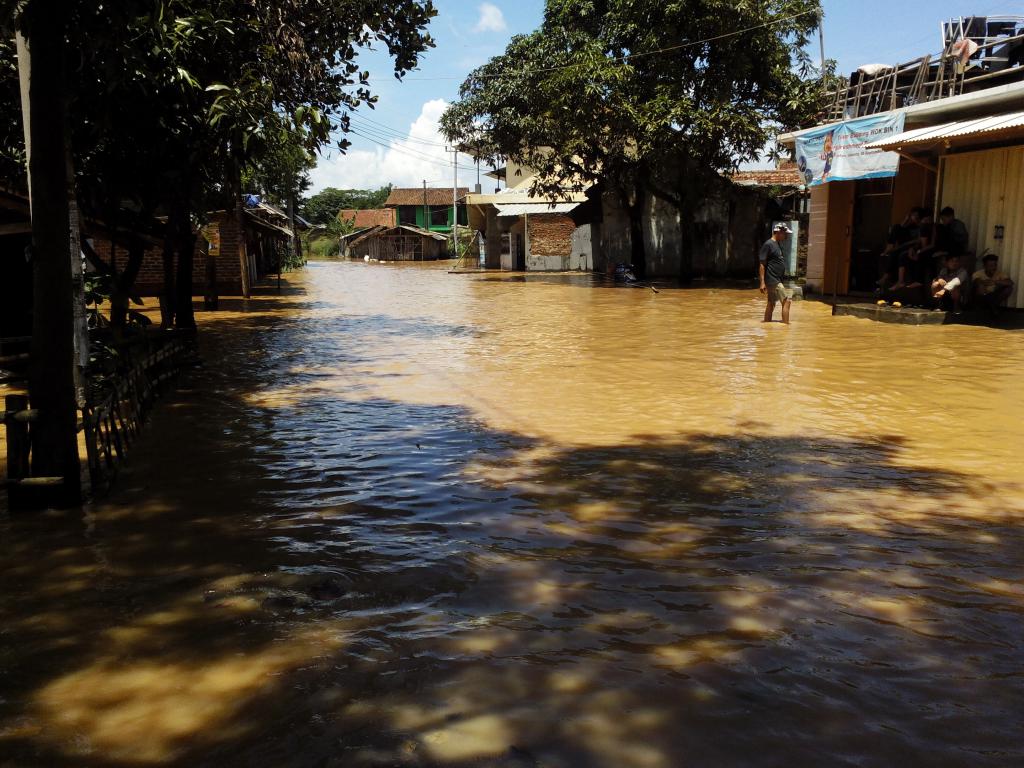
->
<box><xmin>494</xmin><ymin>202</ymin><xmax>580</xmax><ymax>217</ymax></box>
<box><xmin>243</xmin><ymin>210</ymin><xmax>293</xmax><ymax>237</ymax></box>
<box><xmin>395</xmin><ymin>224</ymin><xmax>448</xmax><ymax>241</ymax></box>
<box><xmin>865</xmin><ymin>111</ymin><xmax>1024</xmax><ymax>149</ymax></box>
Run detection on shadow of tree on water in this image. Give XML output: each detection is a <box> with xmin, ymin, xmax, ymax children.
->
<box><xmin>2</xmin><ymin>287</ymin><xmax>1023</xmax><ymax>767</ymax></box>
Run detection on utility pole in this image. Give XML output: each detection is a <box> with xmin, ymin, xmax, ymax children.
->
<box><xmin>818</xmin><ymin>10</ymin><xmax>826</xmax><ymax>75</ymax></box>
<box><xmin>422</xmin><ymin>179</ymin><xmax>428</xmax><ymax>231</ymax></box>
<box><xmin>447</xmin><ymin>145</ymin><xmax>458</xmax><ymax>257</ymax></box>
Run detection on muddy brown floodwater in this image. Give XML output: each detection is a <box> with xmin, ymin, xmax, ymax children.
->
<box><xmin>2</xmin><ymin>261</ymin><xmax>1024</xmax><ymax>767</ymax></box>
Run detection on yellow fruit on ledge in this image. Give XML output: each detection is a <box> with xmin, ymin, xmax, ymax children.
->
<box><xmin>892</xmin><ymin>301</ymin><xmax>902</xmax><ymax>308</ymax></box>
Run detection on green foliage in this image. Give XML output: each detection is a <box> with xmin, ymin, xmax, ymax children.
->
<box><xmin>242</xmin><ymin>126</ymin><xmax>316</xmax><ymax>209</ymax></box>
<box><xmin>301</xmin><ymin>185</ymin><xmax>393</xmax><ymax>224</ymax></box>
<box><xmin>1</xmin><ymin>1</ymin><xmax>435</xmax><ymax>268</ymax></box>
<box><xmin>441</xmin><ymin>0</ymin><xmax>824</xmax><ymax>274</ymax></box>
<box><xmin>0</xmin><ymin>36</ymin><xmax>25</xmax><ymax>189</ymax></box>
<box><xmin>307</xmin><ymin>235</ymin><xmax>342</xmax><ymax>258</ymax></box>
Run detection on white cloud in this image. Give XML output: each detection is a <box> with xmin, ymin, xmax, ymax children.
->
<box><xmin>309</xmin><ymin>100</ymin><xmax>481</xmax><ymax>193</ymax></box>
<box><xmin>473</xmin><ymin>2</ymin><xmax>507</xmax><ymax>33</ymax></box>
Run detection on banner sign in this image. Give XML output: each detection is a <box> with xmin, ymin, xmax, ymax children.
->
<box><xmin>795</xmin><ymin>113</ymin><xmax>905</xmax><ymax>186</ymax></box>
<box><xmin>202</xmin><ymin>224</ymin><xmax>221</xmax><ymax>256</ymax></box>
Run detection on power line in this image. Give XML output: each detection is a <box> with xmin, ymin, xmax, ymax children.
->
<box><xmin>349</xmin><ymin>113</ymin><xmax>449</xmax><ymax>147</ymax></box>
<box><xmin>345</xmin><ymin>128</ymin><xmax>481</xmax><ymax>174</ymax></box>
<box><xmin>331</xmin><ymin>115</ymin><xmax>484</xmax><ymax>173</ymax></box>
<box><xmin>401</xmin><ymin>9</ymin><xmax>819</xmax><ymax>81</ymax></box>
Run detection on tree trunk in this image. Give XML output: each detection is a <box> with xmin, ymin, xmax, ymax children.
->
<box><xmin>628</xmin><ymin>187</ymin><xmax>647</xmax><ymax>279</ymax></box>
<box><xmin>160</xmin><ymin>212</ymin><xmax>177</xmax><ymax>329</ymax></box>
<box><xmin>174</xmin><ymin>210</ymin><xmax>197</xmax><ymax>330</ymax></box>
<box><xmin>677</xmin><ymin>214</ymin><xmax>695</xmax><ymax>284</ymax></box>
<box><xmin>111</xmin><ymin>235</ymin><xmax>145</xmax><ymax>328</ymax></box>
<box><xmin>24</xmin><ymin>8</ymin><xmax>81</xmax><ymax>503</ymax></box>
<box><xmin>288</xmin><ymin>192</ymin><xmax>301</xmax><ymax>267</ymax></box>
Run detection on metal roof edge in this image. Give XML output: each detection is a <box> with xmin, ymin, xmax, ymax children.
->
<box><xmin>777</xmin><ymin>81</ymin><xmax>1024</xmax><ymax>147</ymax></box>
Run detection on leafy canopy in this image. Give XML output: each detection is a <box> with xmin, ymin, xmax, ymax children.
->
<box><xmin>441</xmin><ymin>0</ymin><xmax>824</xmax><ymax>203</ymax></box>
<box><xmin>301</xmin><ymin>186</ymin><xmax>393</xmax><ymax>224</ymax></box>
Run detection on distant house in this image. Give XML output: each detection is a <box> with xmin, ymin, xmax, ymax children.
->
<box><xmin>462</xmin><ymin>159</ymin><xmax>594</xmax><ymax>271</ymax></box>
<box><xmin>384</xmin><ymin>187</ymin><xmax>469</xmax><ymax>234</ymax></box>
<box><xmin>86</xmin><ymin>195</ymin><xmax>296</xmax><ymax>298</ymax></box>
<box><xmin>346</xmin><ymin>225</ymin><xmax>449</xmax><ymax>261</ymax></box>
<box><xmin>337</xmin><ymin>208</ymin><xmax>395</xmax><ymax>229</ymax></box>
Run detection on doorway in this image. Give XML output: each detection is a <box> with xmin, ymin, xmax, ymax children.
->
<box><xmin>849</xmin><ymin>178</ymin><xmax>894</xmax><ymax>294</ymax></box>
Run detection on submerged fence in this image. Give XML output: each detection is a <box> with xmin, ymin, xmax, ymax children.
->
<box><xmin>2</xmin><ymin>332</ymin><xmax>193</xmax><ymax>509</ymax></box>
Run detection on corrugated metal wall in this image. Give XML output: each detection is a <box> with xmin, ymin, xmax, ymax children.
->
<box><xmin>940</xmin><ymin>146</ymin><xmax>1024</xmax><ymax>307</ymax></box>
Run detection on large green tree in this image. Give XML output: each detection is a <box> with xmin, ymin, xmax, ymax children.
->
<box><xmin>301</xmin><ymin>185</ymin><xmax>393</xmax><ymax>224</ymax></box>
<box><xmin>1</xmin><ymin>0</ymin><xmax>436</xmax><ymax>501</ymax></box>
<box><xmin>441</xmin><ymin>0</ymin><xmax>823</xmax><ymax>278</ymax></box>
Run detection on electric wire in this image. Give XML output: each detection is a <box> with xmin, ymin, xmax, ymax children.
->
<box><xmin>400</xmin><ymin>9</ymin><xmax>820</xmax><ymax>81</ymax></box>
<box><xmin>349</xmin><ymin>113</ymin><xmax>450</xmax><ymax>147</ymax></box>
<box><xmin>344</xmin><ymin>128</ymin><xmax>482</xmax><ymax>174</ymax></box>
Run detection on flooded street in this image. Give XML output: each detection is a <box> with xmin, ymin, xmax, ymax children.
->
<box><xmin>3</xmin><ymin>260</ymin><xmax>1024</xmax><ymax>767</ymax></box>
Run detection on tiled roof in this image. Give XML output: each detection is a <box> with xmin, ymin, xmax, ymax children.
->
<box><xmin>385</xmin><ymin>187</ymin><xmax>470</xmax><ymax>206</ymax></box>
<box><xmin>338</xmin><ymin>208</ymin><xmax>395</xmax><ymax>228</ymax></box>
<box><xmin>729</xmin><ymin>168</ymin><xmax>804</xmax><ymax>188</ymax></box>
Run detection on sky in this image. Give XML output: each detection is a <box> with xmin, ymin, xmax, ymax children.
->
<box><xmin>308</xmin><ymin>0</ymin><xmax>1018</xmax><ymax>193</ymax></box>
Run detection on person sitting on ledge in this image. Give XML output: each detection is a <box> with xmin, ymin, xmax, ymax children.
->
<box><xmin>885</xmin><ymin>246</ymin><xmax>928</xmax><ymax>306</ymax></box>
<box><xmin>938</xmin><ymin>206</ymin><xmax>969</xmax><ymax>256</ymax></box>
<box><xmin>876</xmin><ymin>207</ymin><xmax>922</xmax><ymax>291</ymax></box>
<box><xmin>921</xmin><ymin>206</ymin><xmax>969</xmax><ymax>270</ymax></box>
<box><xmin>972</xmin><ymin>253</ymin><xmax>1015</xmax><ymax>315</ymax></box>
<box><xmin>931</xmin><ymin>253</ymin><xmax>969</xmax><ymax>312</ymax></box>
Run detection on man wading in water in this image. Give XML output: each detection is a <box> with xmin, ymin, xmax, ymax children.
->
<box><xmin>759</xmin><ymin>223</ymin><xmax>793</xmax><ymax>324</ymax></box>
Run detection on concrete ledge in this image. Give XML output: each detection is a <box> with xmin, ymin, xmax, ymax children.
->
<box><xmin>835</xmin><ymin>303</ymin><xmax>948</xmax><ymax>325</ymax></box>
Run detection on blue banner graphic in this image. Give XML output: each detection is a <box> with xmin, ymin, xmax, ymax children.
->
<box><xmin>795</xmin><ymin>114</ymin><xmax>905</xmax><ymax>186</ymax></box>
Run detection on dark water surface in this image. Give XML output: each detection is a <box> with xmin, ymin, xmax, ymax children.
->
<box><xmin>2</xmin><ymin>261</ymin><xmax>1023</xmax><ymax>767</ymax></box>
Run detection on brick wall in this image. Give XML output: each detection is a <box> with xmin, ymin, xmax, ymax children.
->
<box><xmin>528</xmin><ymin>213</ymin><xmax>575</xmax><ymax>257</ymax></box>
<box><xmin>86</xmin><ymin>212</ymin><xmax>244</xmax><ymax>297</ymax></box>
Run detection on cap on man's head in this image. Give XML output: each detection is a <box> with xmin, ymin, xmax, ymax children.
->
<box><xmin>773</xmin><ymin>223</ymin><xmax>793</xmax><ymax>233</ymax></box>
<box><xmin>982</xmin><ymin>253</ymin><xmax>998</xmax><ymax>263</ymax></box>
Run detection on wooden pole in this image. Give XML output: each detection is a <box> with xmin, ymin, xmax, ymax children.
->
<box><xmin>423</xmin><ymin>180</ymin><xmax>428</xmax><ymax>231</ymax></box>
<box><xmin>237</xmin><ymin>194</ymin><xmax>251</xmax><ymax>297</ymax></box>
<box><xmin>5</xmin><ymin>395</ymin><xmax>30</xmax><ymax>481</ymax></box>
<box><xmin>452</xmin><ymin>147</ymin><xmax>458</xmax><ymax>255</ymax></box>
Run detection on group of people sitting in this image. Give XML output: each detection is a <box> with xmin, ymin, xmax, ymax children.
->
<box><xmin>877</xmin><ymin>206</ymin><xmax>1015</xmax><ymax>314</ymax></box>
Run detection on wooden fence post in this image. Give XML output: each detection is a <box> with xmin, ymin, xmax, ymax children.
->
<box><xmin>5</xmin><ymin>394</ymin><xmax>31</xmax><ymax>481</ymax></box>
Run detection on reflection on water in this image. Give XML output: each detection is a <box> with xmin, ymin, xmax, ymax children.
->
<box><xmin>2</xmin><ymin>261</ymin><xmax>1023</xmax><ymax>767</ymax></box>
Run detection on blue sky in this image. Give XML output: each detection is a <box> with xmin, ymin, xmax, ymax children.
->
<box><xmin>309</xmin><ymin>0</ymin><xmax>1016</xmax><ymax>192</ymax></box>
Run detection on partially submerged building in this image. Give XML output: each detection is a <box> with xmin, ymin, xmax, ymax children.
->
<box><xmin>777</xmin><ymin>14</ymin><xmax>1024</xmax><ymax>305</ymax></box>
<box><xmin>384</xmin><ymin>187</ymin><xmax>468</xmax><ymax>234</ymax></box>
<box><xmin>595</xmin><ymin>165</ymin><xmax>806</xmax><ymax>280</ymax></box>
<box><xmin>463</xmin><ymin>160</ymin><xmax>594</xmax><ymax>271</ymax></box>
<box><xmin>85</xmin><ymin>195</ymin><xmax>297</xmax><ymax>298</ymax></box>
<box><xmin>345</xmin><ymin>225</ymin><xmax>449</xmax><ymax>261</ymax></box>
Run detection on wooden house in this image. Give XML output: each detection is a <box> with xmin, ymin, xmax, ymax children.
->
<box><xmin>346</xmin><ymin>225</ymin><xmax>449</xmax><ymax>261</ymax></box>
<box><xmin>384</xmin><ymin>187</ymin><xmax>469</xmax><ymax>234</ymax></box>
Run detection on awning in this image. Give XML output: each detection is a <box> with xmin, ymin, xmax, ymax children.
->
<box><xmin>494</xmin><ymin>202</ymin><xmax>580</xmax><ymax>217</ymax></box>
<box><xmin>244</xmin><ymin>210</ymin><xmax>293</xmax><ymax>237</ymax></box>
<box><xmin>865</xmin><ymin>111</ymin><xmax>1024</xmax><ymax>151</ymax></box>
